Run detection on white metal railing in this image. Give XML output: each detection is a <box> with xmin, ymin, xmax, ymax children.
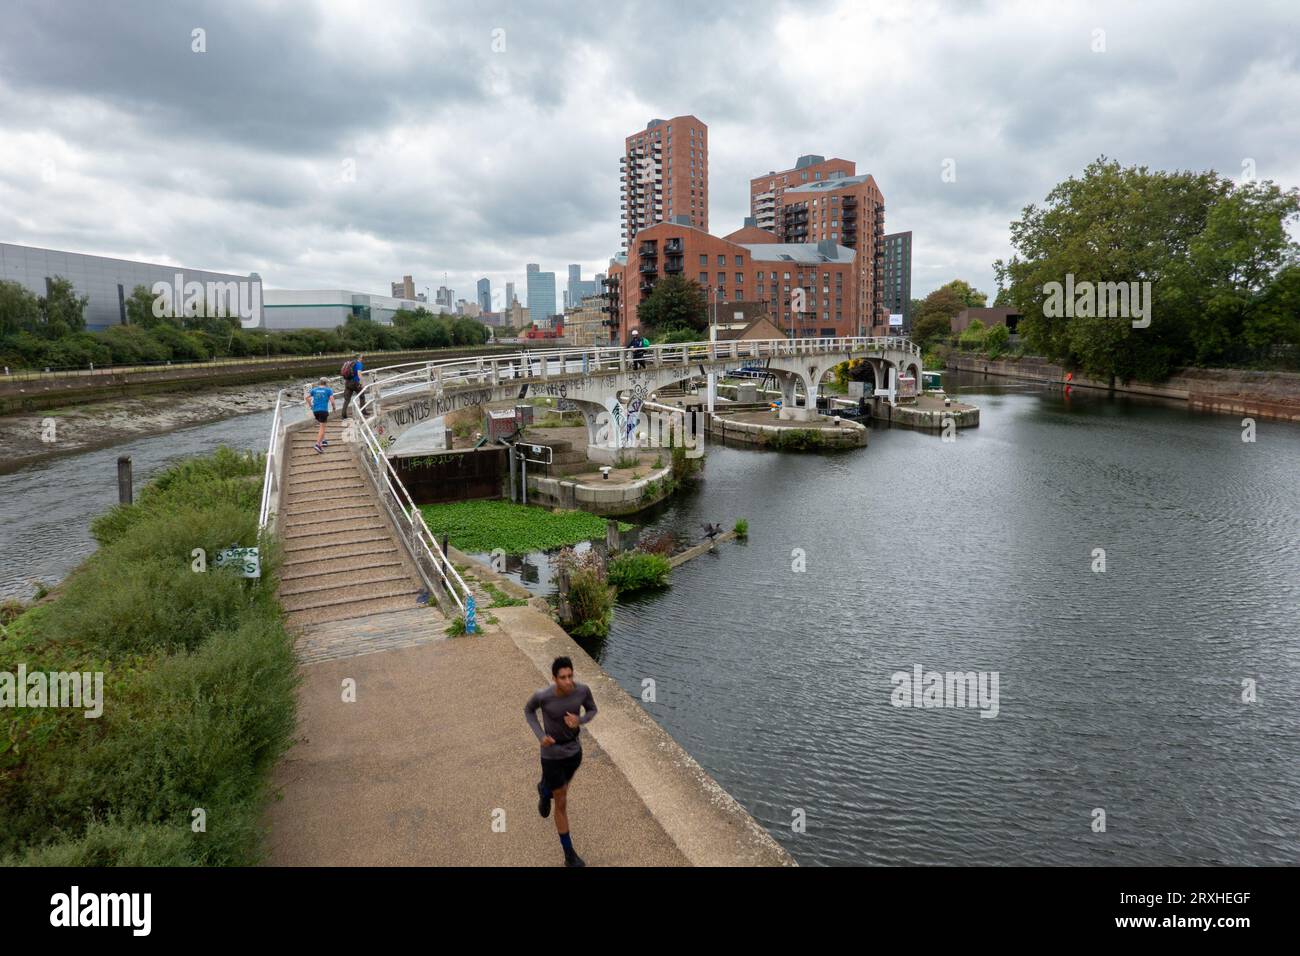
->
<box><xmin>258</xmin><ymin>385</ymin><xmax>301</xmax><ymax>530</ymax></box>
<box><xmin>347</xmin><ymin>400</ymin><xmax>473</xmax><ymax>616</ymax></box>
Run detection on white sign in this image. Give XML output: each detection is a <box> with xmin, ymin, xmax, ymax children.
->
<box><xmin>215</xmin><ymin>546</ymin><xmax>261</xmax><ymax>578</ymax></box>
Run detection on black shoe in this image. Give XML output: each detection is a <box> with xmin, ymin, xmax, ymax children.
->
<box><xmin>564</xmin><ymin>849</ymin><xmax>585</xmax><ymax>868</ymax></box>
<box><xmin>537</xmin><ymin>782</ymin><xmax>551</xmax><ymax>818</ymax></box>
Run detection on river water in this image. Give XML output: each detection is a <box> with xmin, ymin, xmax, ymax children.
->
<box><xmin>4</xmin><ymin>374</ymin><xmax>1297</xmax><ymax>866</ymax></box>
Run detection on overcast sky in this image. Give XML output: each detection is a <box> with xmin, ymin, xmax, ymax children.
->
<box><xmin>1</xmin><ymin>0</ymin><xmax>1296</xmax><ymax>310</ymax></box>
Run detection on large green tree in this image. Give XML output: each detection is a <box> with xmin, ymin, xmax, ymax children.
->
<box><xmin>0</xmin><ymin>280</ymin><xmax>41</xmax><ymax>337</ymax></box>
<box><xmin>938</xmin><ymin>279</ymin><xmax>988</xmax><ymax>308</ymax></box>
<box><xmin>636</xmin><ymin>275</ymin><xmax>707</xmax><ymax>336</ymax></box>
<box><xmin>910</xmin><ymin>286</ymin><xmax>967</xmax><ymax>346</ymax></box>
<box><xmin>36</xmin><ymin>276</ymin><xmax>89</xmax><ymax>339</ymax></box>
<box><xmin>994</xmin><ymin>156</ymin><xmax>1298</xmax><ymax>381</ymax></box>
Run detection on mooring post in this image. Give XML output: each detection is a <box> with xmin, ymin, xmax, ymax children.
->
<box><xmin>606</xmin><ymin>519</ymin><xmax>620</xmax><ymax>554</ymax></box>
<box><xmin>117</xmin><ymin>456</ymin><xmax>133</xmax><ymax>505</ymax></box>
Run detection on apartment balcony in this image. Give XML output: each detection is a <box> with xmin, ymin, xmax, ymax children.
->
<box><xmin>664</xmin><ymin>237</ymin><xmax>683</xmax><ymax>253</ymax></box>
<box><xmin>639</xmin><ymin>279</ymin><xmax>657</xmax><ymax>295</ymax></box>
<box><xmin>639</xmin><ymin>241</ymin><xmax>658</xmax><ymax>257</ymax></box>
<box><xmin>663</xmin><ymin>256</ymin><xmax>684</xmax><ymax>273</ymax></box>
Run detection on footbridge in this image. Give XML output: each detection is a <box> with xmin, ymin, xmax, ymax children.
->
<box><xmin>358</xmin><ymin>336</ymin><xmax>921</xmax><ymax>464</ymax></box>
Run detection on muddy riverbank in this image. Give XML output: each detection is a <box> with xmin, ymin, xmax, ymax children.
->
<box><xmin>0</xmin><ymin>378</ymin><xmax>309</xmax><ymax>475</ymax></box>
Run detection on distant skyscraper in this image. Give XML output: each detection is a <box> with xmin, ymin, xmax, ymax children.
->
<box><xmin>505</xmin><ymin>281</ymin><xmax>515</xmax><ymax>313</ymax></box>
<box><xmin>565</xmin><ymin>263</ymin><xmax>598</xmax><ymax>311</ymax></box>
<box><xmin>391</xmin><ymin>275</ymin><xmax>416</xmax><ymax>299</ymax></box>
<box><xmin>435</xmin><ymin>286</ymin><xmax>454</xmax><ymax>311</ymax></box>
<box><xmin>525</xmin><ymin>264</ymin><xmax>556</xmax><ymax>322</ymax></box>
<box><xmin>477</xmin><ymin>277</ymin><xmax>491</xmax><ymax>313</ymax></box>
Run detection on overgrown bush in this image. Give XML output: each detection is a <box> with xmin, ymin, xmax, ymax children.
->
<box><xmin>0</xmin><ymin>448</ymin><xmax>297</xmax><ymax>866</ymax></box>
<box><xmin>607</xmin><ymin>551</ymin><xmax>671</xmax><ymax>593</ymax></box>
<box><xmin>553</xmin><ymin>548</ymin><xmax>613</xmax><ymax>638</ymax></box>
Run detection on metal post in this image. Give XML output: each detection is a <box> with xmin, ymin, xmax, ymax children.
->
<box><xmin>117</xmin><ymin>456</ymin><xmax>133</xmax><ymax>505</ymax></box>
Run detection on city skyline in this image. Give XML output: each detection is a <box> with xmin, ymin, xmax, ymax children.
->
<box><xmin>2</xmin><ymin>1</ymin><xmax>1297</xmax><ymax>315</ymax></box>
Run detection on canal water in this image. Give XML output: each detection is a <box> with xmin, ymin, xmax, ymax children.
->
<box><xmin>0</xmin><ymin>409</ymin><xmax>291</xmax><ymax>600</ymax></box>
<box><xmin>4</xmin><ymin>375</ymin><xmax>1297</xmax><ymax>865</ymax></box>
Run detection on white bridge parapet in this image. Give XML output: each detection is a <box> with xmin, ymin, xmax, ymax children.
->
<box><xmin>358</xmin><ymin>336</ymin><xmax>922</xmax><ymax>461</ymax></box>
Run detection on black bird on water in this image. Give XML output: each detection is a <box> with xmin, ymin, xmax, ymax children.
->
<box><xmin>702</xmin><ymin>523</ymin><xmax>723</xmax><ymax>540</ymax></box>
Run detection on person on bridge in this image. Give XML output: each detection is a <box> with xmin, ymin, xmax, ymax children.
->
<box><xmin>525</xmin><ymin>656</ymin><xmax>597</xmax><ymax>867</ymax></box>
<box><xmin>341</xmin><ymin>353</ymin><xmax>366</xmax><ymax>418</ymax></box>
<box><xmin>307</xmin><ymin>377</ymin><xmax>334</xmax><ymax>453</ymax></box>
<box><xmin>627</xmin><ymin>328</ymin><xmax>646</xmax><ymax>370</ymax></box>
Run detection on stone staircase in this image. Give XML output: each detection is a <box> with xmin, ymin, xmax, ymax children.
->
<box><xmin>518</xmin><ymin>433</ymin><xmax>590</xmax><ymax>477</ymax></box>
<box><xmin>277</xmin><ymin>420</ymin><xmax>434</xmax><ymax>629</ymax></box>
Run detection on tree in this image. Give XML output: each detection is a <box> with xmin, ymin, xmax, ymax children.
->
<box><xmin>938</xmin><ymin>279</ymin><xmax>987</xmax><ymax>308</ymax></box>
<box><xmin>958</xmin><ymin>318</ymin><xmax>987</xmax><ymax>352</ymax></box>
<box><xmin>36</xmin><ymin>276</ymin><xmax>89</xmax><ymax>339</ymax></box>
<box><xmin>0</xmin><ymin>280</ymin><xmax>41</xmax><ymax>337</ymax></box>
<box><xmin>636</xmin><ymin>275</ymin><xmax>707</xmax><ymax>336</ymax></box>
<box><xmin>984</xmin><ymin>323</ymin><xmax>1011</xmax><ymax>358</ymax></box>
<box><xmin>992</xmin><ymin>286</ymin><xmax>1014</xmax><ymax>308</ymax></box>
<box><xmin>997</xmin><ymin>156</ymin><xmax>1233</xmax><ymax>382</ymax></box>
<box><xmin>910</xmin><ymin>286</ymin><xmax>967</xmax><ymax>346</ymax></box>
<box><xmin>124</xmin><ymin>284</ymin><xmax>171</xmax><ymax>329</ymax></box>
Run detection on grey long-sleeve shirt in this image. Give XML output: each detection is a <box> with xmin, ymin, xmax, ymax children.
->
<box><xmin>524</xmin><ymin>683</ymin><xmax>597</xmax><ymax>759</ymax></box>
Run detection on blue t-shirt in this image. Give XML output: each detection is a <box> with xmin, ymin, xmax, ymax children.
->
<box><xmin>310</xmin><ymin>385</ymin><xmax>333</xmax><ymax>412</ymax></box>
<box><xmin>352</xmin><ymin>359</ymin><xmax>364</xmax><ymax>379</ymax></box>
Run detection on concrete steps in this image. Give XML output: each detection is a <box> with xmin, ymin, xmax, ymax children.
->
<box><xmin>276</xmin><ymin>425</ymin><xmax>428</xmax><ymax>630</ymax></box>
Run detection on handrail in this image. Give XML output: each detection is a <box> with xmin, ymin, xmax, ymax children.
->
<box><xmin>257</xmin><ymin>385</ymin><xmax>301</xmax><ymax>530</ymax></box>
<box><xmin>348</xmin><ymin>401</ymin><xmax>473</xmax><ymax>615</ymax></box>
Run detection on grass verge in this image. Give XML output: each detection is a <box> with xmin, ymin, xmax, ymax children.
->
<box><xmin>0</xmin><ymin>446</ymin><xmax>298</xmax><ymax>866</ymax></box>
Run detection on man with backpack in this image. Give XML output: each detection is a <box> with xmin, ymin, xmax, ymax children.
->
<box><xmin>341</xmin><ymin>353</ymin><xmax>366</xmax><ymax>418</ymax></box>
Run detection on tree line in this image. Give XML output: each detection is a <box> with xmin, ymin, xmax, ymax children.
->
<box><xmin>0</xmin><ymin>282</ymin><xmax>493</xmax><ymax>370</ymax></box>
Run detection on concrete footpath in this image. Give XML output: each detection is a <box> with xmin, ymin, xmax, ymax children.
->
<box><xmin>264</xmin><ymin>588</ymin><xmax>794</xmax><ymax>867</ymax></box>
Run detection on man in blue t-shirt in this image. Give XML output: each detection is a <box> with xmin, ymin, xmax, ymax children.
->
<box><xmin>306</xmin><ymin>377</ymin><xmax>334</xmax><ymax>453</ymax></box>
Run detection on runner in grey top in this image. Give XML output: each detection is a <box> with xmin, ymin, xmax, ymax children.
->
<box><xmin>524</xmin><ymin>682</ymin><xmax>597</xmax><ymax>759</ymax></box>
<box><xmin>525</xmin><ymin>656</ymin><xmax>596</xmax><ymax>866</ymax></box>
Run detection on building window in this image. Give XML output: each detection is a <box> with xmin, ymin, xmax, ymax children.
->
<box><xmin>735</xmin><ymin>273</ymin><xmax>743</xmax><ymax>284</ymax></box>
<box><xmin>717</xmin><ymin>255</ymin><xmax>725</xmax><ymax>265</ymax></box>
<box><xmin>783</xmin><ymin>272</ymin><xmax>791</xmax><ymax>280</ymax></box>
<box><xmin>699</xmin><ymin>272</ymin><xmax>708</xmax><ymax>283</ymax></box>
<box><xmin>717</xmin><ymin>273</ymin><xmax>725</xmax><ymax>286</ymax></box>
<box><xmin>699</xmin><ymin>254</ymin><xmax>708</xmax><ymax>266</ymax></box>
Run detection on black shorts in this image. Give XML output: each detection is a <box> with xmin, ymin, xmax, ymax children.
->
<box><xmin>540</xmin><ymin>750</ymin><xmax>582</xmax><ymax>792</ymax></box>
<box><xmin>313</xmin><ymin>410</ymin><xmax>329</xmax><ymax>423</ymax></box>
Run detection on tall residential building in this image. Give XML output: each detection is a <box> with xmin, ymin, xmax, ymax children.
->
<box><xmin>504</xmin><ymin>281</ymin><xmax>515</xmax><ymax>314</ymax></box>
<box><xmin>882</xmin><ymin>231</ymin><xmax>912</xmax><ymax>329</ymax></box>
<box><xmin>477</xmin><ymin>277</ymin><xmax>491</xmax><ymax>313</ymax></box>
<box><xmin>779</xmin><ymin>173</ymin><xmax>888</xmax><ymax>335</ymax></box>
<box><xmin>618</xmin><ymin>114</ymin><xmax>708</xmax><ymax>253</ymax></box>
<box><xmin>525</xmin><ymin>263</ymin><xmax>556</xmax><ymax>322</ymax></box>
<box><xmin>750</xmin><ymin>155</ymin><xmax>856</xmax><ymax>240</ymax></box>
<box><xmin>391</xmin><ymin>275</ymin><xmax>416</xmax><ymax>299</ymax></box>
<box><xmin>435</xmin><ymin>286</ymin><xmax>454</xmax><ymax>310</ymax></box>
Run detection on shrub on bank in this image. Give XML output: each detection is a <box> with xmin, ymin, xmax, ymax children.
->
<box><xmin>607</xmin><ymin>551</ymin><xmax>672</xmax><ymax>593</ymax></box>
<box><xmin>0</xmin><ymin>447</ymin><xmax>297</xmax><ymax>867</ymax></box>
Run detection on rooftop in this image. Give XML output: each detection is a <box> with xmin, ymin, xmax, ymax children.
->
<box><xmin>783</xmin><ymin>173</ymin><xmax>875</xmax><ymax>195</ymax></box>
<box><xmin>741</xmin><ymin>241</ymin><xmax>856</xmax><ymax>264</ymax></box>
